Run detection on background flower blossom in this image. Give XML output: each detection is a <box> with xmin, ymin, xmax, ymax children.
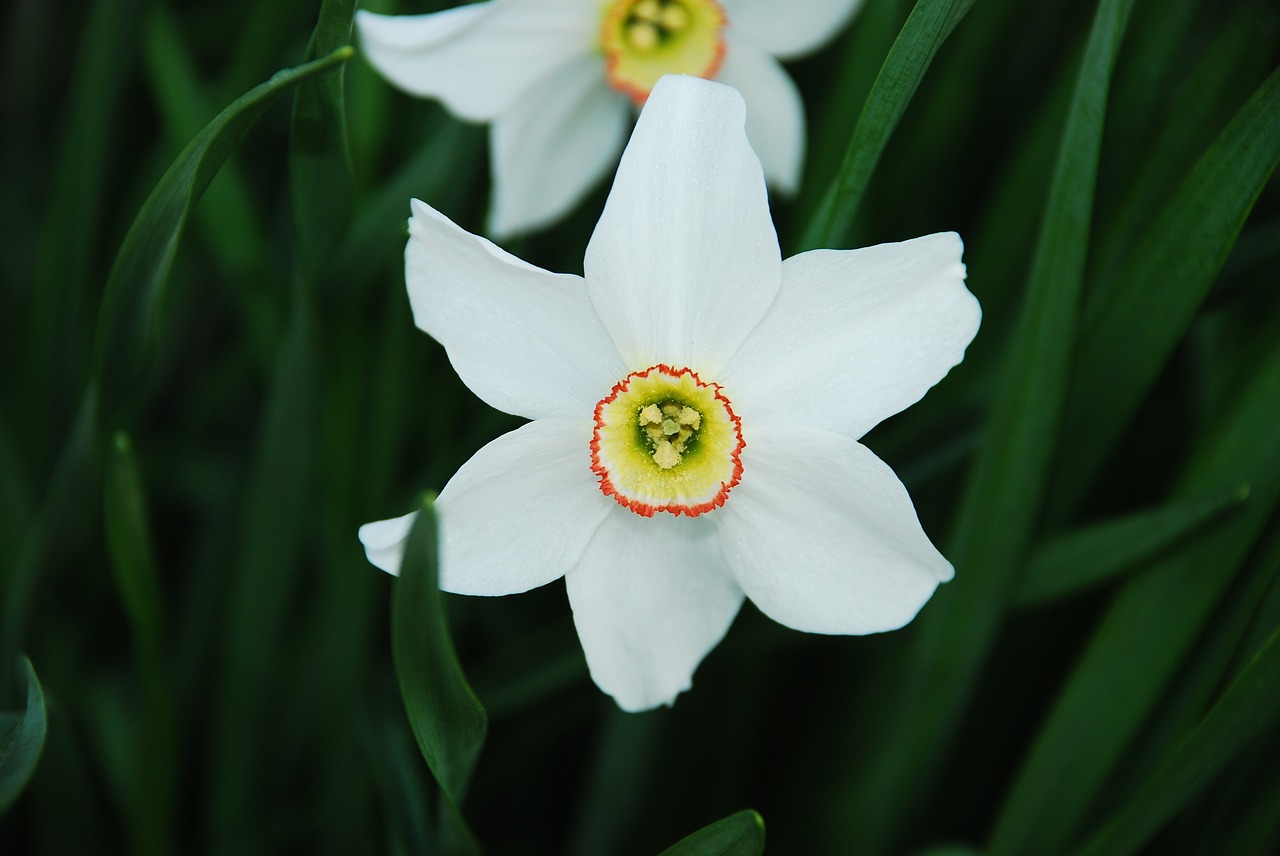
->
<box><xmin>356</xmin><ymin>0</ymin><xmax>866</xmax><ymax>237</ymax></box>
<box><xmin>359</xmin><ymin>75</ymin><xmax>980</xmax><ymax>711</ymax></box>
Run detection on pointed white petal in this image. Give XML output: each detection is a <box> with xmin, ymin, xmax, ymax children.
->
<box><xmin>488</xmin><ymin>55</ymin><xmax>631</xmax><ymax>238</ymax></box>
<box><xmin>438</xmin><ymin>418</ymin><xmax>612</xmax><ymax>595</ymax></box>
<box><xmin>584</xmin><ymin>75</ymin><xmax>781</xmax><ymax>375</ymax></box>
<box><xmin>566</xmin><ymin>512</ymin><xmax>744</xmax><ymax>711</ymax></box>
<box><xmin>724</xmin><ymin>0</ymin><xmax>864</xmax><ymax>60</ymax></box>
<box><xmin>358</xmin><ymin>511</ymin><xmax>418</xmax><ymax>575</ymax></box>
<box><xmin>714</xmin><ymin>36</ymin><xmax>805</xmax><ymax>194</ymax></box>
<box><xmin>407</xmin><ymin>198</ymin><xmax>627</xmax><ymax>420</ymax></box>
<box><xmin>719</xmin><ymin>233</ymin><xmax>978</xmax><ymax>438</ymax></box>
<box><xmin>355</xmin><ymin>2</ymin><xmax>596</xmax><ymax>121</ymax></box>
<box><xmin>719</xmin><ymin>424</ymin><xmax>952</xmax><ymax>635</ymax></box>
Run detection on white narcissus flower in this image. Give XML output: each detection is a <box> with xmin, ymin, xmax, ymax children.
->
<box><xmin>356</xmin><ymin>0</ymin><xmax>865</xmax><ymax>237</ymax></box>
<box><xmin>359</xmin><ymin>76</ymin><xmax>980</xmax><ymax>712</ymax></box>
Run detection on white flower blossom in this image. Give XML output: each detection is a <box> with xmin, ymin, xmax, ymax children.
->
<box><xmin>356</xmin><ymin>0</ymin><xmax>865</xmax><ymax>236</ymax></box>
<box><xmin>360</xmin><ymin>76</ymin><xmax>980</xmax><ymax>712</ymax></box>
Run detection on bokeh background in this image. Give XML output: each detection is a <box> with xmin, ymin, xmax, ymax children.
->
<box><xmin>2</xmin><ymin>0</ymin><xmax>1279</xmax><ymax>854</ymax></box>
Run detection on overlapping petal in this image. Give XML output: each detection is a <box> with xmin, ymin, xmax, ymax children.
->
<box><xmin>406</xmin><ymin>199</ymin><xmax>627</xmax><ymax>420</ymax></box>
<box><xmin>715</xmin><ymin>36</ymin><xmax>805</xmax><ymax>194</ymax></box>
<box><xmin>357</xmin><ymin>511</ymin><xmax>417</xmax><ymax>576</ymax></box>
<box><xmin>718</xmin><ymin>233</ymin><xmax>978</xmax><ymax>438</ymax></box>
<box><xmin>583</xmin><ymin>75</ymin><xmax>782</xmax><ymax>375</ymax></box>
<box><xmin>355</xmin><ymin>1</ymin><xmax>596</xmax><ymax>122</ymax></box>
<box><xmin>718</xmin><ymin>424</ymin><xmax>952</xmax><ymax>635</ymax></box>
<box><xmin>724</xmin><ymin>0</ymin><xmax>864</xmax><ymax>60</ymax></box>
<box><xmin>566</xmin><ymin>511</ymin><xmax>744</xmax><ymax>711</ymax></box>
<box><xmin>437</xmin><ymin>418</ymin><xmax>612</xmax><ymax>596</ymax></box>
<box><xmin>488</xmin><ymin>54</ymin><xmax>631</xmax><ymax>238</ymax></box>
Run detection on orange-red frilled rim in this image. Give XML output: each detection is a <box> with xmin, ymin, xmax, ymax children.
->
<box><xmin>600</xmin><ymin>0</ymin><xmax>727</xmax><ymax>104</ymax></box>
<box><xmin>591</xmin><ymin>364</ymin><xmax>744</xmax><ymax>517</ymax></box>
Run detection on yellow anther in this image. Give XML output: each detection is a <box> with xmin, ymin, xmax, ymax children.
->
<box><xmin>653</xmin><ymin>439</ymin><xmax>681</xmax><ymax>469</ymax></box>
<box><xmin>661</xmin><ymin>4</ymin><xmax>690</xmax><ymax>31</ymax></box>
<box><xmin>627</xmin><ymin>21</ymin><xmax>659</xmax><ymax>51</ymax></box>
<box><xmin>679</xmin><ymin>406</ymin><xmax>701</xmax><ymax>428</ymax></box>
<box><xmin>632</xmin><ymin>0</ymin><xmax>661</xmax><ymax>21</ymax></box>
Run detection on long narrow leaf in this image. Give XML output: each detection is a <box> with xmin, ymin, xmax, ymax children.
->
<box><xmin>0</xmin><ymin>657</ymin><xmax>47</xmax><ymax>812</ymax></box>
<box><xmin>1050</xmin><ymin>64</ymin><xmax>1280</xmax><ymax>517</ymax></box>
<box><xmin>91</xmin><ymin>46</ymin><xmax>352</xmax><ymax>417</ymax></box>
<box><xmin>797</xmin><ymin>0</ymin><xmax>977</xmax><ymax>251</ymax></box>
<box><xmin>393</xmin><ymin>497</ymin><xmax>488</xmax><ymax>853</ymax></box>
<box><xmin>833</xmin><ymin>1</ymin><xmax>1135</xmax><ymax>851</ymax></box>
<box><xmin>989</xmin><ymin>323</ymin><xmax>1280</xmax><ymax>855</ymax></box>
<box><xmin>1074</xmin><ymin>627</ymin><xmax>1280</xmax><ymax>856</ymax></box>
<box><xmin>1015</xmin><ymin>484</ymin><xmax>1249</xmax><ymax>608</ymax></box>
<box><xmin>657</xmin><ymin>810</ymin><xmax>766</xmax><ymax>856</ymax></box>
<box><xmin>291</xmin><ymin>0</ymin><xmax>356</xmax><ymax>278</ymax></box>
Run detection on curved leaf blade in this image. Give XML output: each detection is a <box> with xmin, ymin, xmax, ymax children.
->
<box><xmin>0</xmin><ymin>657</ymin><xmax>48</xmax><ymax>812</ymax></box>
<box><xmin>393</xmin><ymin>497</ymin><xmax>487</xmax><ymax>852</ymax></box>
<box><xmin>657</xmin><ymin>810</ymin><xmax>766</xmax><ymax>856</ymax></box>
<box><xmin>91</xmin><ymin>46</ymin><xmax>352</xmax><ymax>415</ymax></box>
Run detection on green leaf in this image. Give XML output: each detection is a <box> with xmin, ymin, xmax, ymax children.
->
<box><xmin>988</xmin><ymin>321</ymin><xmax>1280</xmax><ymax>855</ymax></box>
<box><xmin>91</xmin><ymin>45</ymin><xmax>352</xmax><ymax>418</ymax></box>
<box><xmin>1014</xmin><ymin>484</ymin><xmax>1249</xmax><ymax>609</ymax></box>
<box><xmin>103</xmin><ymin>433</ymin><xmax>165</xmax><ymax>657</ymax></box>
<box><xmin>291</xmin><ymin>0</ymin><xmax>357</xmax><ymax>278</ymax></box>
<box><xmin>1049</xmin><ymin>63</ymin><xmax>1280</xmax><ymax>517</ymax></box>
<box><xmin>1074</xmin><ymin>627</ymin><xmax>1280</xmax><ymax>856</ymax></box>
<box><xmin>657</xmin><ymin>810</ymin><xmax>766</xmax><ymax>856</ymax></box>
<box><xmin>797</xmin><ymin>0</ymin><xmax>977</xmax><ymax>251</ymax></box>
<box><xmin>393</xmin><ymin>497</ymin><xmax>487</xmax><ymax>852</ymax></box>
<box><xmin>0</xmin><ymin>657</ymin><xmax>48</xmax><ymax>812</ymax></box>
<box><xmin>102</xmin><ymin>431</ymin><xmax>175</xmax><ymax>855</ymax></box>
<box><xmin>833</xmin><ymin>0</ymin><xmax>1137</xmax><ymax>850</ymax></box>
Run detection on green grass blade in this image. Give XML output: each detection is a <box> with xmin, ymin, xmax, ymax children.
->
<box><xmin>102</xmin><ymin>432</ymin><xmax>175</xmax><ymax>855</ymax></box>
<box><xmin>291</xmin><ymin>0</ymin><xmax>356</xmax><ymax>279</ymax></box>
<box><xmin>832</xmin><ymin>0</ymin><xmax>1135</xmax><ymax>850</ymax></box>
<box><xmin>91</xmin><ymin>46</ymin><xmax>352</xmax><ymax>418</ymax></box>
<box><xmin>393</xmin><ymin>497</ymin><xmax>488</xmax><ymax>853</ymax></box>
<box><xmin>1015</xmin><ymin>484</ymin><xmax>1249</xmax><ymax>608</ymax></box>
<box><xmin>1050</xmin><ymin>64</ymin><xmax>1280</xmax><ymax>517</ymax></box>
<box><xmin>796</xmin><ymin>0</ymin><xmax>977</xmax><ymax>251</ymax></box>
<box><xmin>1074</xmin><ymin>627</ymin><xmax>1280</xmax><ymax>856</ymax></box>
<box><xmin>656</xmin><ymin>810</ymin><xmax>766</xmax><ymax>856</ymax></box>
<box><xmin>988</xmin><ymin>324</ymin><xmax>1280</xmax><ymax>855</ymax></box>
<box><xmin>0</xmin><ymin>657</ymin><xmax>47</xmax><ymax>812</ymax></box>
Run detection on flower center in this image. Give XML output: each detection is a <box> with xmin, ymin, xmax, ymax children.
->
<box><xmin>591</xmin><ymin>364</ymin><xmax>744</xmax><ymax>517</ymax></box>
<box><xmin>600</xmin><ymin>0</ymin><xmax>727</xmax><ymax>104</ymax></box>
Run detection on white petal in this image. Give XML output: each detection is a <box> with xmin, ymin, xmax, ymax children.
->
<box><xmin>718</xmin><ymin>424</ymin><xmax>952</xmax><ymax>634</ymax></box>
<box><xmin>718</xmin><ymin>233</ymin><xmax>978</xmax><ymax>439</ymax></box>
<box><xmin>355</xmin><ymin>1</ymin><xmax>596</xmax><ymax>122</ymax></box>
<box><xmin>723</xmin><ymin>0</ymin><xmax>864</xmax><ymax>60</ymax></box>
<box><xmin>438</xmin><ymin>418</ymin><xmax>612</xmax><ymax>596</ymax></box>
<box><xmin>584</xmin><ymin>75</ymin><xmax>782</xmax><ymax>375</ymax></box>
<box><xmin>714</xmin><ymin>36</ymin><xmax>805</xmax><ymax>194</ymax></box>
<box><xmin>566</xmin><ymin>512</ymin><xmax>744</xmax><ymax>711</ymax></box>
<box><xmin>407</xmin><ymin>198</ymin><xmax>627</xmax><ymax>420</ymax></box>
<box><xmin>488</xmin><ymin>55</ymin><xmax>631</xmax><ymax>238</ymax></box>
<box><xmin>358</xmin><ymin>511</ymin><xmax>418</xmax><ymax>575</ymax></box>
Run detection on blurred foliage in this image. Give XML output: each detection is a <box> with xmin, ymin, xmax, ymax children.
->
<box><xmin>2</xmin><ymin>0</ymin><xmax>1278</xmax><ymax>854</ymax></box>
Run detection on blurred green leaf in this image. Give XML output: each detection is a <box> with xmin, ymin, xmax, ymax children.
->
<box><xmin>394</xmin><ymin>497</ymin><xmax>487</xmax><ymax>853</ymax></box>
<box><xmin>989</xmin><ymin>323</ymin><xmax>1280</xmax><ymax>855</ymax></box>
<box><xmin>656</xmin><ymin>810</ymin><xmax>765</xmax><ymax>856</ymax></box>
<box><xmin>1015</xmin><ymin>484</ymin><xmax>1249</xmax><ymax>608</ymax></box>
<box><xmin>102</xmin><ymin>431</ymin><xmax>175</xmax><ymax>855</ymax></box>
<box><xmin>834</xmin><ymin>0</ymin><xmax>1136</xmax><ymax>850</ymax></box>
<box><xmin>104</xmin><ymin>433</ymin><xmax>165</xmax><ymax>657</ymax></box>
<box><xmin>91</xmin><ymin>45</ymin><xmax>352</xmax><ymax>418</ymax></box>
<box><xmin>0</xmin><ymin>657</ymin><xmax>47</xmax><ymax>812</ymax></box>
<box><xmin>1050</xmin><ymin>63</ymin><xmax>1280</xmax><ymax>517</ymax></box>
<box><xmin>291</xmin><ymin>0</ymin><xmax>356</xmax><ymax>278</ymax></box>
<box><xmin>797</xmin><ymin>0</ymin><xmax>977</xmax><ymax>250</ymax></box>
<box><xmin>1074</xmin><ymin>627</ymin><xmax>1280</xmax><ymax>856</ymax></box>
